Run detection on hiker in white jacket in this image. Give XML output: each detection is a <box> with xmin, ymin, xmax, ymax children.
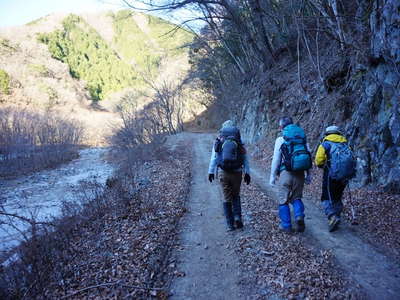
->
<box><xmin>269</xmin><ymin>116</ymin><xmax>312</xmax><ymax>232</ymax></box>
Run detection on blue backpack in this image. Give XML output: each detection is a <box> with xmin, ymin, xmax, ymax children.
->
<box><xmin>280</xmin><ymin>124</ymin><xmax>312</xmax><ymax>172</ymax></box>
<box><xmin>327</xmin><ymin>142</ymin><xmax>356</xmax><ymax>180</ymax></box>
<box><xmin>215</xmin><ymin>126</ymin><xmax>244</xmax><ymax>171</ymax></box>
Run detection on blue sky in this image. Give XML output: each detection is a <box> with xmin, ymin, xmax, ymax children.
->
<box><xmin>0</xmin><ymin>0</ymin><xmax>124</xmax><ymax>27</ymax></box>
<box><xmin>0</xmin><ymin>0</ymin><xmax>202</xmax><ymax>30</ymax></box>
<box><xmin>0</xmin><ymin>0</ymin><xmax>127</xmax><ymax>27</ymax></box>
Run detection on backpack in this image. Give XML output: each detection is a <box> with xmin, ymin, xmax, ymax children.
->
<box><xmin>215</xmin><ymin>126</ymin><xmax>244</xmax><ymax>172</ymax></box>
<box><xmin>327</xmin><ymin>142</ymin><xmax>356</xmax><ymax>180</ymax></box>
<box><xmin>280</xmin><ymin>124</ymin><xmax>312</xmax><ymax>172</ymax></box>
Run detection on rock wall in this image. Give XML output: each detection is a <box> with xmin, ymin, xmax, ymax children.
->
<box><xmin>238</xmin><ymin>0</ymin><xmax>400</xmax><ymax>192</ymax></box>
<box><xmin>349</xmin><ymin>0</ymin><xmax>400</xmax><ymax>190</ymax></box>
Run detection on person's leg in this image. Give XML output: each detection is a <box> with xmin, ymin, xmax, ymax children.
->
<box><xmin>321</xmin><ymin>169</ymin><xmax>335</xmax><ymax>217</ymax></box>
<box><xmin>291</xmin><ymin>172</ymin><xmax>305</xmax><ymax>232</ymax></box>
<box><xmin>231</xmin><ymin>172</ymin><xmax>243</xmax><ymax>228</ymax></box>
<box><xmin>220</xmin><ymin>171</ymin><xmax>235</xmax><ymax>231</ymax></box>
<box><xmin>277</xmin><ymin>171</ymin><xmax>293</xmax><ymax>232</ymax></box>
<box><xmin>330</xmin><ymin>179</ymin><xmax>346</xmax><ymax>224</ymax></box>
<box><xmin>320</xmin><ymin>169</ymin><xmax>340</xmax><ymax>232</ymax></box>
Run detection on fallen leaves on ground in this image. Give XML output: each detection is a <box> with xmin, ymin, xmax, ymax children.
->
<box><xmin>43</xmin><ymin>142</ymin><xmax>192</xmax><ymax>299</ymax></box>
<box><xmin>251</xmin><ymin>138</ymin><xmax>400</xmax><ymax>261</ymax></box>
<box><xmin>237</xmin><ymin>183</ymin><xmax>364</xmax><ymax>299</ymax></box>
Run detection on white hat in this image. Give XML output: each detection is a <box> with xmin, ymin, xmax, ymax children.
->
<box><xmin>325</xmin><ymin>125</ymin><xmax>341</xmax><ymax>135</ymax></box>
<box><xmin>222</xmin><ymin>120</ymin><xmax>235</xmax><ymax>128</ymax></box>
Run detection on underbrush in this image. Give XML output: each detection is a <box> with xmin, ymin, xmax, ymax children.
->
<box><xmin>0</xmin><ymin>139</ymin><xmax>191</xmax><ymax>299</ymax></box>
<box><xmin>0</xmin><ymin>107</ymin><xmax>84</xmax><ymax>178</ymax></box>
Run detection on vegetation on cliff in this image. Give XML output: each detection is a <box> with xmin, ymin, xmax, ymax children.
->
<box><xmin>37</xmin><ymin>12</ymin><xmax>193</xmax><ymax>100</ymax></box>
<box><xmin>37</xmin><ymin>14</ymin><xmax>137</xmax><ymax>100</ymax></box>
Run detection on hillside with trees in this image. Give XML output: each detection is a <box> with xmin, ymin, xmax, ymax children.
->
<box><xmin>161</xmin><ymin>0</ymin><xmax>399</xmax><ymax>192</ymax></box>
<box><xmin>0</xmin><ymin>10</ymin><xmax>197</xmax><ymax>145</ymax></box>
<box><xmin>0</xmin><ymin>2</ymin><xmax>399</xmax><ymax>299</ymax></box>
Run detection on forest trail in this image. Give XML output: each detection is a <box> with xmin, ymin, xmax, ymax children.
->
<box><xmin>169</xmin><ymin>133</ymin><xmax>243</xmax><ymax>299</ymax></box>
<box><xmin>170</xmin><ymin>132</ymin><xmax>400</xmax><ymax>299</ymax></box>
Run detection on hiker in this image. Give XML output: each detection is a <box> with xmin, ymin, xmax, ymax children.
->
<box><xmin>315</xmin><ymin>125</ymin><xmax>356</xmax><ymax>232</ymax></box>
<box><xmin>208</xmin><ymin>120</ymin><xmax>251</xmax><ymax>231</ymax></box>
<box><xmin>269</xmin><ymin>116</ymin><xmax>312</xmax><ymax>233</ymax></box>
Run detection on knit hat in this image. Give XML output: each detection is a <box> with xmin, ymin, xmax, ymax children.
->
<box><xmin>325</xmin><ymin>125</ymin><xmax>341</xmax><ymax>135</ymax></box>
<box><xmin>222</xmin><ymin>120</ymin><xmax>235</xmax><ymax>128</ymax></box>
<box><xmin>279</xmin><ymin>116</ymin><xmax>293</xmax><ymax>129</ymax></box>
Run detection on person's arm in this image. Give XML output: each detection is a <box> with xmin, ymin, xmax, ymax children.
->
<box><xmin>243</xmin><ymin>152</ymin><xmax>250</xmax><ymax>175</ymax></box>
<box><xmin>270</xmin><ymin>137</ymin><xmax>283</xmax><ymax>185</ymax></box>
<box><xmin>305</xmin><ymin>142</ymin><xmax>312</xmax><ymax>183</ymax></box>
<box><xmin>315</xmin><ymin>143</ymin><xmax>327</xmax><ymax>168</ymax></box>
<box><xmin>208</xmin><ymin>145</ymin><xmax>218</xmax><ymax>174</ymax></box>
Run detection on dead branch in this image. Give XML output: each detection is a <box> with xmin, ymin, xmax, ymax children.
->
<box><xmin>60</xmin><ymin>281</ymin><xmax>164</xmax><ymax>299</ymax></box>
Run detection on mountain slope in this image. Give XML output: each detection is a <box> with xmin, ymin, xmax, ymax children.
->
<box><xmin>0</xmin><ymin>10</ymin><xmax>194</xmax><ymax>105</ymax></box>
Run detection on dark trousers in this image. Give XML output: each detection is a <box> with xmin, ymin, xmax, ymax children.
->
<box><xmin>321</xmin><ymin>168</ymin><xmax>346</xmax><ymax>218</ymax></box>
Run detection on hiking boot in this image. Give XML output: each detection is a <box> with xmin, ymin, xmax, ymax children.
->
<box><xmin>234</xmin><ymin>218</ymin><xmax>243</xmax><ymax>229</ymax></box>
<box><xmin>296</xmin><ymin>217</ymin><xmax>305</xmax><ymax>233</ymax></box>
<box><xmin>279</xmin><ymin>224</ymin><xmax>293</xmax><ymax>233</ymax></box>
<box><xmin>223</xmin><ymin>202</ymin><xmax>235</xmax><ymax>231</ymax></box>
<box><xmin>328</xmin><ymin>215</ymin><xmax>340</xmax><ymax>232</ymax></box>
<box><xmin>232</xmin><ymin>197</ymin><xmax>243</xmax><ymax>229</ymax></box>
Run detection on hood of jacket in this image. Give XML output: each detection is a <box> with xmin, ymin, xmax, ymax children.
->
<box><xmin>323</xmin><ymin>134</ymin><xmax>347</xmax><ymax>143</ymax></box>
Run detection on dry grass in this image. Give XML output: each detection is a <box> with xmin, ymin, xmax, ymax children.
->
<box><xmin>0</xmin><ymin>140</ymin><xmax>192</xmax><ymax>299</ymax></box>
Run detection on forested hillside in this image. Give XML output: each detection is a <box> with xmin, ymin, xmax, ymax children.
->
<box><xmin>175</xmin><ymin>0</ymin><xmax>399</xmax><ymax>192</ymax></box>
<box><xmin>37</xmin><ymin>11</ymin><xmax>193</xmax><ymax>100</ymax></box>
<box><xmin>0</xmin><ymin>10</ymin><xmax>197</xmax><ymax>146</ymax></box>
<box><xmin>0</xmin><ymin>10</ymin><xmax>193</xmax><ymax>104</ymax></box>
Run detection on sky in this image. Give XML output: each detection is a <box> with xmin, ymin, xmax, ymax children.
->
<box><xmin>0</xmin><ymin>0</ymin><xmax>202</xmax><ymax>30</ymax></box>
<box><xmin>0</xmin><ymin>0</ymin><xmax>126</xmax><ymax>27</ymax></box>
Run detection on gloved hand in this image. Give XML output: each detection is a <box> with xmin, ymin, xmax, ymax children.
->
<box><xmin>208</xmin><ymin>173</ymin><xmax>214</xmax><ymax>183</ymax></box>
<box><xmin>305</xmin><ymin>174</ymin><xmax>312</xmax><ymax>185</ymax></box>
<box><xmin>244</xmin><ymin>173</ymin><xmax>251</xmax><ymax>185</ymax></box>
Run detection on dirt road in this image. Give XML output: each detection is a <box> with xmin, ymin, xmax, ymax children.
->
<box><xmin>170</xmin><ymin>132</ymin><xmax>400</xmax><ymax>299</ymax></box>
<box><xmin>170</xmin><ymin>133</ymin><xmax>243</xmax><ymax>299</ymax></box>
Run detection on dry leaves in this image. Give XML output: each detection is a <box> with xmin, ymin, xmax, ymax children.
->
<box><xmin>42</xmin><ymin>143</ymin><xmax>192</xmax><ymax>299</ymax></box>
<box><xmin>236</xmin><ymin>183</ymin><xmax>364</xmax><ymax>299</ymax></box>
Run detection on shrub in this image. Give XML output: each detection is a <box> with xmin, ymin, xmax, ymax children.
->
<box><xmin>0</xmin><ymin>69</ymin><xmax>10</xmax><ymax>95</ymax></box>
<box><xmin>0</xmin><ymin>107</ymin><xmax>84</xmax><ymax>177</ymax></box>
<box><xmin>38</xmin><ymin>14</ymin><xmax>137</xmax><ymax>100</ymax></box>
<box><xmin>28</xmin><ymin>64</ymin><xmax>51</xmax><ymax>77</ymax></box>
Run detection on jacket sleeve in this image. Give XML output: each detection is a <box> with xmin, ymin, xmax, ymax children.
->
<box><xmin>208</xmin><ymin>145</ymin><xmax>218</xmax><ymax>174</ymax></box>
<box><xmin>243</xmin><ymin>153</ymin><xmax>250</xmax><ymax>174</ymax></box>
<box><xmin>270</xmin><ymin>137</ymin><xmax>283</xmax><ymax>182</ymax></box>
<box><xmin>306</xmin><ymin>143</ymin><xmax>312</xmax><ymax>176</ymax></box>
<box><xmin>315</xmin><ymin>144</ymin><xmax>327</xmax><ymax>167</ymax></box>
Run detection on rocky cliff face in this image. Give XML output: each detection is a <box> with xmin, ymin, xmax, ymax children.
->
<box><xmin>238</xmin><ymin>0</ymin><xmax>400</xmax><ymax>192</ymax></box>
<box><xmin>349</xmin><ymin>0</ymin><xmax>400</xmax><ymax>190</ymax></box>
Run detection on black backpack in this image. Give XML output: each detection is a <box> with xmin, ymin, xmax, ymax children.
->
<box><xmin>215</xmin><ymin>126</ymin><xmax>244</xmax><ymax>172</ymax></box>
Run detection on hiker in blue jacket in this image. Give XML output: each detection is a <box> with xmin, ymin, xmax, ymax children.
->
<box><xmin>269</xmin><ymin>116</ymin><xmax>312</xmax><ymax>233</ymax></box>
<box><xmin>208</xmin><ymin>120</ymin><xmax>251</xmax><ymax>231</ymax></box>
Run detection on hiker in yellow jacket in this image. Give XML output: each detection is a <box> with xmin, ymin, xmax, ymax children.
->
<box><xmin>315</xmin><ymin>125</ymin><xmax>355</xmax><ymax>232</ymax></box>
